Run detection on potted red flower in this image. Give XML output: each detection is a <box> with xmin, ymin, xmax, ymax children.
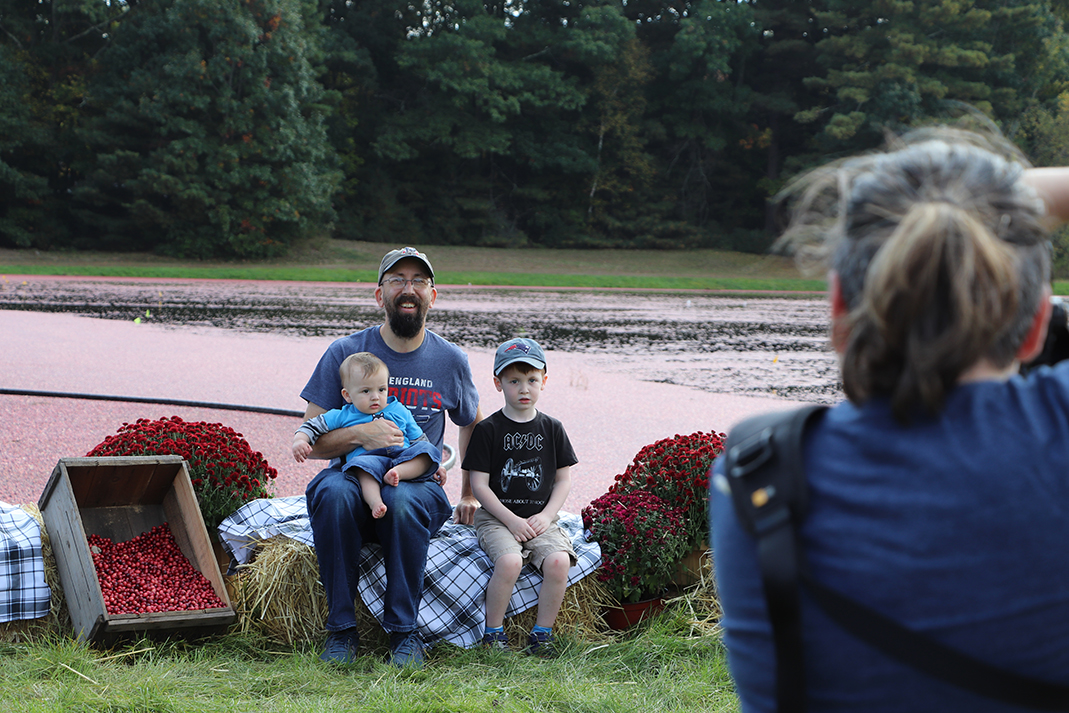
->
<box><xmin>606</xmin><ymin>430</ymin><xmax>725</xmax><ymax>553</ymax></box>
<box><xmin>582</xmin><ymin>490</ymin><xmax>690</xmax><ymax>612</ymax></box>
<box><xmin>87</xmin><ymin>416</ymin><xmax>278</xmax><ymax>534</ymax></box>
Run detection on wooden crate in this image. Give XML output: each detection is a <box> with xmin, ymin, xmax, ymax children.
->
<box><xmin>38</xmin><ymin>456</ymin><xmax>236</xmax><ymax>644</ymax></box>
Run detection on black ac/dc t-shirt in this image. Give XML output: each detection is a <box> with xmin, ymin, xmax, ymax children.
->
<box><xmin>462</xmin><ymin>410</ymin><xmax>578</xmax><ymax>518</ymax></box>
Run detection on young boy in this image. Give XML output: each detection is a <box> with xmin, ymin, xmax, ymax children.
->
<box><xmin>292</xmin><ymin>352</ymin><xmax>440</xmax><ymax>519</ymax></box>
<box><xmin>462</xmin><ymin>337</ymin><xmax>578</xmax><ymax>655</ymax></box>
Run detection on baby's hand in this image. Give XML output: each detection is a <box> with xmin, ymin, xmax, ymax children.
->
<box><xmin>292</xmin><ymin>440</ymin><xmax>313</xmax><ymax>462</ymax></box>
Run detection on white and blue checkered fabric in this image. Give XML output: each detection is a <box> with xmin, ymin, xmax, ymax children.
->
<box><xmin>0</xmin><ymin>502</ymin><xmax>51</xmax><ymax>623</ymax></box>
<box><xmin>218</xmin><ymin>496</ymin><xmax>601</xmax><ymax>647</ymax></box>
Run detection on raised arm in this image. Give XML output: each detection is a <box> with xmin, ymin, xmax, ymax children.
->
<box><xmin>1024</xmin><ymin>167</ymin><xmax>1069</xmax><ymax>227</ymax></box>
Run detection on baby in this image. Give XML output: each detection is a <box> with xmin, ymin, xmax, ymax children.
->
<box><xmin>292</xmin><ymin>352</ymin><xmax>440</xmax><ymax>518</ymax></box>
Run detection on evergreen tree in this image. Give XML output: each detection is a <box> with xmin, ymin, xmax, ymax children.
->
<box><xmin>73</xmin><ymin>0</ymin><xmax>338</xmax><ymax>258</ymax></box>
<box><xmin>320</xmin><ymin>0</ymin><xmax>607</xmax><ymax>247</ymax></box>
<box><xmin>0</xmin><ymin>0</ymin><xmax>124</xmax><ymax>249</ymax></box>
<box><xmin>629</xmin><ymin>0</ymin><xmax>760</xmax><ymax>244</ymax></box>
<box><xmin>728</xmin><ymin>0</ymin><xmax>825</xmax><ymax>235</ymax></box>
<box><xmin>801</xmin><ymin>0</ymin><xmax>1065</xmax><ymax>154</ymax></box>
<box><xmin>0</xmin><ymin>44</ymin><xmax>51</xmax><ymax>247</ymax></box>
<box><xmin>320</xmin><ymin>0</ymin><xmax>762</xmax><ymax>248</ymax></box>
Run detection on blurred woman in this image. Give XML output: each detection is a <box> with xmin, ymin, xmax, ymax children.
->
<box><xmin>710</xmin><ymin>130</ymin><xmax>1069</xmax><ymax>711</ymax></box>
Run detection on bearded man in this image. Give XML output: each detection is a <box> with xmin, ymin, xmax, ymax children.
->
<box><xmin>300</xmin><ymin>247</ymin><xmax>483</xmax><ymax>667</ymax></box>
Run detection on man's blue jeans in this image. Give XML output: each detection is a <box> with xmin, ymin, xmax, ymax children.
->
<box><xmin>305</xmin><ymin>465</ymin><xmax>452</xmax><ymax>633</ymax></box>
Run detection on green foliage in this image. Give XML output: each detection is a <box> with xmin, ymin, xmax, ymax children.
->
<box><xmin>0</xmin><ymin>0</ymin><xmax>124</xmax><ymax>250</ymax></box>
<box><xmin>802</xmin><ymin>0</ymin><xmax>1066</xmax><ymax>155</ymax></box>
<box><xmin>5</xmin><ymin>0</ymin><xmax>1069</xmax><ymax>256</ymax></box>
<box><xmin>72</xmin><ymin>0</ymin><xmax>339</xmax><ymax>259</ymax></box>
<box><xmin>0</xmin><ymin>45</ymin><xmax>50</xmax><ymax>248</ymax></box>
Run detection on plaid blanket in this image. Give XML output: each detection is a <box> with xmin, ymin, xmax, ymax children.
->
<box><xmin>0</xmin><ymin>502</ymin><xmax>52</xmax><ymax>623</ymax></box>
<box><xmin>218</xmin><ymin>496</ymin><xmax>602</xmax><ymax>648</ymax></box>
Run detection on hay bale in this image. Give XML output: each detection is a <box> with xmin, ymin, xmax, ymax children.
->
<box><xmin>231</xmin><ymin>536</ymin><xmax>617</xmax><ymax>648</ymax></box>
<box><xmin>503</xmin><ymin>574</ymin><xmax>615</xmax><ymax>646</ymax></box>
<box><xmin>664</xmin><ymin>549</ymin><xmax>722</xmax><ymax>637</ymax></box>
<box><xmin>227</xmin><ymin>537</ymin><xmax>385</xmax><ymax>648</ymax></box>
<box><xmin>0</xmin><ymin>503</ymin><xmax>71</xmax><ymax>642</ymax></box>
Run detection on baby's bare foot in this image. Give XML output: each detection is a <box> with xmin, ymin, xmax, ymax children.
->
<box><xmin>372</xmin><ymin>502</ymin><xmax>388</xmax><ymax>519</ymax></box>
<box><xmin>384</xmin><ymin>469</ymin><xmax>400</xmax><ymax>487</ymax></box>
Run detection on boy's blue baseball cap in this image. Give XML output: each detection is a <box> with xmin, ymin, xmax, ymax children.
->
<box><xmin>494</xmin><ymin>338</ymin><xmax>547</xmax><ymax>375</ymax></box>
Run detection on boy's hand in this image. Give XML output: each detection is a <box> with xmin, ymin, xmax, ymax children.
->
<box><xmin>292</xmin><ymin>439</ymin><xmax>313</xmax><ymax>462</ymax></box>
<box><xmin>526</xmin><ymin>513</ymin><xmax>551</xmax><ymax>537</ymax></box>
<box><xmin>508</xmin><ymin>515</ymin><xmax>537</xmax><ymax>543</ymax></box>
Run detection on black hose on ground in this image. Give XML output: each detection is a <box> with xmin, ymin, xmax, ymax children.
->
<box><xmin>0</xmin><ymin>388</ymin><xmax>304</xmax><ymax>417</ymax></box>
<box><xmin>0</xmin><ymin>388</ymin><xmax>457</xmax><ymax>469</ymax></box>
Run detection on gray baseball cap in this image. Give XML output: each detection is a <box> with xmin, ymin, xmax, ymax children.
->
<box><xmin>378</xmin><ymin>247</ymin><xmax>434</xmax><ymax>284</ymax></box>
<box><xmin>494</xmin><ymin>338</ymin><xmax>547</xmax><ymax>375</ymax></box>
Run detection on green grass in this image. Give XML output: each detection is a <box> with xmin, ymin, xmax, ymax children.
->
<box><xmin>7</xmin><ymin>239</ymin><xmax>1069</xmax><ymax>293</ymax></box>
<box><xmin>0</xmin><ymin>608</ymin><xmax>738</xmax><ymax>713</ymax></box>
<box><xmin>0</xmin><ymin>238</ymin><xmax>825</xmax><ymax>292</ymax></box>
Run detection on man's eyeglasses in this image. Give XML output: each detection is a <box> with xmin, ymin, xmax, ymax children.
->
<box><xmin>381</xmin><ymin>276</ymin><xmax>432</xmax><ymax>289</ymax></box>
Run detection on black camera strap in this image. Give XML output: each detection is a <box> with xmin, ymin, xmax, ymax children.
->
<box><xmin>723</xmin><ymin>405</ymin><xmax>1069</xmax><ymax>711</ymax></box>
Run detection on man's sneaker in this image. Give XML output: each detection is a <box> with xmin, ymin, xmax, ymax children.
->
<box><xmin>525</xmin><ymin>630</ymin><xmax>556</xmax><ymax>657</ymax></box>
<box><xmin>481</xmin><ymin>630</ymin><xmax>509</xmax><ymax>650</ymax></box>
<box><xmin>389</xmin><ymin>630</ymin><xmax>426</xmax><ymax>668</ymax></box>
<box><xmin>319</xmin><ymin>628</ymin><xmax>360</xmax><ymax>664</ymax></box>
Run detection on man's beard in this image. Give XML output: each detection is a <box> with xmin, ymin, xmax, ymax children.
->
<box><xmin>385</xmin><ymin>294</ymin><xmax>427</xmax><ymax>339</ymax></box>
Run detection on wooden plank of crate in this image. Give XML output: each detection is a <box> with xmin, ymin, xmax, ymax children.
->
<box><xmin>104</xmin><ymin>608</ymin><xmax>235</xmax><ymax>633</ymax></box>
<box><xmin>81</xmin><ymin>505</ymin><xmax>165</xmax><ymax>543</ymax></box>
<box><xmin>162</xmin><ymin>462</ymin><xmax>232</xmax><ymax>607</ymax></box>
<box><xmin>38</xmin><ymin>460</ymin><xmax>109</xmax><ymax>643</ymax></box>
<box><xmin>62</xmin><ymin>457</ymin><xmax>180</xmax><ymax>507</ymax></box>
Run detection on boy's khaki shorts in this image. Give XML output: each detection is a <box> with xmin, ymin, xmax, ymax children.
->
<box><xmin>474</xmin><ymin>508</ymin><xmax>578</xmax><ymax>572</ymax></box>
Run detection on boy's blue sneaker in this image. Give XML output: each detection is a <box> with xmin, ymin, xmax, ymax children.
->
<box><xmin>389</xmin><ymin>631</ymin><xmax>426</xmax><ymax>668</ymax></box>
<box><xmin>319</xmin><ymin>628</ymin><xmax>360</xmax><ymax>664</ymax></box>
<box><xmin>525</xmin><ymin>630</ymin><xmax>556</xmax><ymax>657</ymax></box>
<box><xmin>481</xmin><ymin>630</ymin><xmax>510</xmax><ymax>650</ymax></box>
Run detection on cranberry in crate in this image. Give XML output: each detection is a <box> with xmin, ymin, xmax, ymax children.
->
<box><xmin>38</xmin><ymin>456</ymin><xmax>236</xmax><ymax>644</ymax></box>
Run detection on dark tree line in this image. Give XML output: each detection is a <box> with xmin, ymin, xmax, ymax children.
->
<box><xmin>3</xmin><ymin>0</ymin><xmax>1069</xmax><ymax>259</ymax></box>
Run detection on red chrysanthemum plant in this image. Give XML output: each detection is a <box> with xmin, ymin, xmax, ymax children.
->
<box><xmin>87</xmin><ymin>416</ymin><xmax>278</xmax><ymax>534</ymax></box>
<box><xmin>607</xmin><ymin>430</ymin><xmax>725</xmax><ymax>552</ymax></box>
<box><xmin>582</xmin><ymin>491</ymin><xmax>690</xmax><ymax>603</ymax></box>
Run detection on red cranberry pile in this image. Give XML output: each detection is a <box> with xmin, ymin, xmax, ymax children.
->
<box><xmin>88</xmin><ymin>524</ymin><xmax>227</xmax><ymax>614</ymax></box>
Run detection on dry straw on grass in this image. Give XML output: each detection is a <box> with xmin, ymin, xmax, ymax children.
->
<box><xmin>7</xmin><ymin>517</ymin><xmax>721</xmax><ymax>647</ymax></box>
<box><xmin>665</xmin><ymin>549</ymin><xmax>722</xmax><ymax>638</ymax></box>
<box><xmin>227</xmin><ymin>537</ymin><xmax>385</xmax><ymax>648</ymax></box>
<box><xmin>230</xmin><ymin>536</ymin><xmax>622</xmax><ymax>647</ymax></box>
<box><xmin>503</xmin><ymin>574</ymin><xmax>616</xmax><ymax>646</ymax></box>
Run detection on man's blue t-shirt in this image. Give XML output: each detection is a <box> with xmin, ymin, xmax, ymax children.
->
<box><xmin>711</xmin><ymin>364</ymin><xmax>1069</xmax><ymax>712</ymax></box>
<box><xmin>300</xmin><ymin>326</ymin><xmax>479</xmax><ymax>452</ymax></box>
